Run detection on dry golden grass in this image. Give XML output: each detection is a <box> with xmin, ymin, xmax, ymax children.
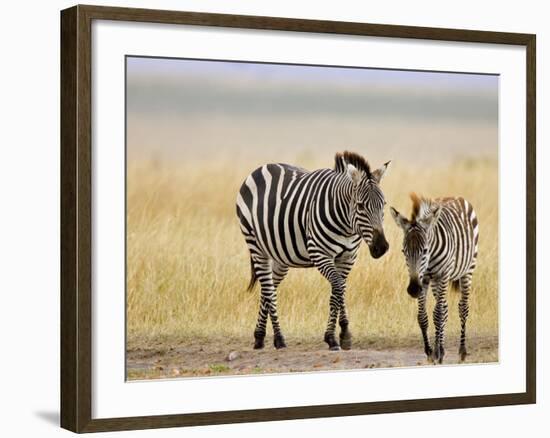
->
<box><xmin>127</xmin><ymin>155</ymin><xmax>498</xmax><ymax>347</ymax></box>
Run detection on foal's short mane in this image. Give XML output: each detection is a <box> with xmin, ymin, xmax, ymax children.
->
<box><xmin>334</xmin><ymin>151</ymin><xmax>371</xmax><ymax>178</ymax></box>
<box><xmin>410</xmin><ymin>192</ymin><xmax>422</xmax><ymax>220</ymax></box>
<box><xmin>410</xmin><ymin>192</ymin><xmax>434</xmax><ymax>221</ymax></box>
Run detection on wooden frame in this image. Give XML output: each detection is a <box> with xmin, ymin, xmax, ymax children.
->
<box><xmin>60</xmin><ymin>4</ymin><xmax>536</xmax><ymax>433</ymax></box>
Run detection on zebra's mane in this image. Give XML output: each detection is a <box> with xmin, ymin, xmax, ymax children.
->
<box><xmin>410</xmin><ymin>192</ymin><xmax>434</xmax><ymax>222</ymax></box>
<box><xmin>334</xmin><ymin>151</ymin><xmax>371</xmax><ymax>178</ymax></box>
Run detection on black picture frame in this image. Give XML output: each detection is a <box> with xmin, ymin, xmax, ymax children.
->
<box><xmin>61</xmin><ymin>4</ymin><xmax>536</xmax><ymax>433</ymax></box>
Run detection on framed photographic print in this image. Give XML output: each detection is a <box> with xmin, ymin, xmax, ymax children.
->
<box><xmin>60</xmin><ymin>4</ymin><xmax>536</xmax><ymax>433</ymax></box>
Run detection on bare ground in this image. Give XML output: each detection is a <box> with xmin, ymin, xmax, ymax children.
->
<box><xmin>126</xmin><ymin>335</ymin><xmax>498</xmax><ymax>380</ymax></box>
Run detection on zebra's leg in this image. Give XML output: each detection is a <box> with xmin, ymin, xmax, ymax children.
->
<box><xmin>270</xmin><ymin>263</ymin><xmax>289</xmax><ymax>349</ymax></box>
<box><xmin>432</xmin><ymin>278</ymin><xmax>449</xmax><ymax>364</ymax></box>
<box><xmin>252</xmin><ymin>257</ymin><xmax>273</xmax><ymax>350</ymax></box>
<box><xmin>313</xmin><ymin>255</ymin><xmax>346</xmax><ymax>351</ymax></box>
<box><xmin>335</xmin><ymin>257</ymin><xmax>355</xmax><ymax>350</ymax></box>
<box><xmin>338</xmin><ymin>294</ymin><xmax>352</xmax><ymax>350</ymax></box>
<box><xmin>418</xmin><ymin>279</ymin><xmax>432</xmax><ymax>359</ymax></box>
<box><xmin>458</xmin><ymin>273</ymin><xmax>473</xmax><ymax>361</ymax></box>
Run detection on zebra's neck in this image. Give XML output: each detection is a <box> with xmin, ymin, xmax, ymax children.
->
<box><xmin>334</xmin><ymin>174</ymin><xmax>355</xmax><ymax>236</ymax></box>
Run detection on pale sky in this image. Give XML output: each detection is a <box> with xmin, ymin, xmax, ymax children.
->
<box><xmin>127</xmin><ymin>55</ymin><xmax>498</xmax><ymax>92</ymax></box>
<box><xmin>126</xmin><ymin>56</ymin><xmax>498</xmax><ymax>122</ymax></box>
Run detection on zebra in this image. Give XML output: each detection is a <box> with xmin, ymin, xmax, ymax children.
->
<box><xmin>236</xmin><ymin>151</ymin><xmax>391</xmax><ymax>351</ymax></box>
<box><xmin>390</xmin><ymin>193</ymin><xmax>479</xmax><ymax>364</ymax></box>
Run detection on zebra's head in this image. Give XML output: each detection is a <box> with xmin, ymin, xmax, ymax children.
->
<box><xmin>345</xmin><ymin>157</ymin><xmax>391</xmax><ymax>259</ymax></box>
<box><xmin>390</xmin><ymin>194</ymin><xmax>442</xmax><ymax>298</ymax></box>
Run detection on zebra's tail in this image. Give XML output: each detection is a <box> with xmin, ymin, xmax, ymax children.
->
<box><xmin>247</xmin><ymin>257</ymin><xmax>257</xmax><ymax>291</ymax></box>
<box><xmin>451</xmin><ymin>280</ymin><xmax>460</xmax><ymax>292</ymax></box>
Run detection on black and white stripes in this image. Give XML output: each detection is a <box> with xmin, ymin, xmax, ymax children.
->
<box><xmin>236</xmin><ymin>152</ymin><xmax>390</xmax><ymax>350</ymax></box>
<box><xmin>391</xmin><ymin>193</ymin><xmax>479</xmax><ymax>363</ymax></box>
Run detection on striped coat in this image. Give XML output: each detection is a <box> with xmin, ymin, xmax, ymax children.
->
<box><xmin>237</xmin><ymin>152</ymin><xmax>390</xmax><ymax>350</ymax></box>
<box><xmin>391</xmin><ymin>194</ymin><xmax>479</xmax><ymax>363</ymax></box>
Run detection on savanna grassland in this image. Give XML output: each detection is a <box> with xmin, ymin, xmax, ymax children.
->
<box><xmin>126</xmin><ymin>151</ymin><xmax>499</xmax><ymax>380</ymax></box>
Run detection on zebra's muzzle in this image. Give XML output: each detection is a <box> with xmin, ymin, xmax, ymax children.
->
<box><xmin>407</xmin><ymin>279</ymin><xmax>422</xmax><ymax>298</ymax></box>
<box><xmin>369</xmin><ymin>231</ymin><xmax>389</xmax><ymax>259</ymax></box>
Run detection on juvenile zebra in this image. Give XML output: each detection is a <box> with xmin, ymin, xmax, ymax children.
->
<box><xmin>236</xmin><ymin>152</ymin><xmax>390</xmax><ymax>351</ymax></box>
<box><xmin>390</xmin><ymin>193</ymin><xmax>479</xmax><ymax>363</ymax></box>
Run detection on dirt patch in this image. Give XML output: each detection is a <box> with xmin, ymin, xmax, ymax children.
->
<box><xmin>126</xmin><ymin>335</ymin><xmax>498</xmax><ymax>380</ymax></box>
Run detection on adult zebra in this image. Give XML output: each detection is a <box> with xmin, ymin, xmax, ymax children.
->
<box><xmin>236</xmin><ymin>151</ymin><xmax>390</xmax><ymax>351</ymax></box>
<box><xmin>390</xmin><ymin>193</ymin><xmax>479</xmax><ymax>364</ymax></box>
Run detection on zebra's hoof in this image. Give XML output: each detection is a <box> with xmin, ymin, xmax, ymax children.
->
<box><xmin>253</xmin><ymin>333</ymin><xmax>265</xmax><ymax>350</ymax></box>
<box><xmin>339</xmin><ymin>330</ymin><xmax>352</xmax><ymax>350</ymax></box>
<box><xmin>431</xmin><ymin>348</ymin><xmax>445</xmax><ymax>364</ymax></box>
<box><xmin>324</xmin><ymin>333</ymin><xmax>340</xmax><ymax>351</ymax></box>
<box><xmin>253</xmin><ymin>339</ymin><xmax>265</xmax><ymax>350</ymax></box>
<box><xmin>340</xmin><ymin>341</ymin><xmax>352</xmax><ymax>351</ymax></box>
<box><xmin>274</xmin><ymin>335</ymin><xmax>287</xmax><ymax>349</ymax></box>
<box><xmin>424</xmin><ymin>347</ymin><xmax>433</xmax><ymax>360</ymax></box>
<box><xmin>459</xmin><ymin>347</ymin><xmax>468</xmax><ymax>362</ymax></box>
<box><xmin>340</xmin><ymin>337</ymin><xmax>352</xmax><ymax>351</ymax></box>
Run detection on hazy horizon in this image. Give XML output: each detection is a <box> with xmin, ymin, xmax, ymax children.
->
<box><xmin>126</xmin><ymin>56</ymin><xmax>498</xmax><ymax>166</ymax></box>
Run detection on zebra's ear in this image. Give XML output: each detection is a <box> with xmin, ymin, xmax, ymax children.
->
<box><xmin>346</xmin><ymin>163</ymin><xmax>363</xmax><ymax>185</ymax></box>
<box><xmin>422</xmin><ymin>205</ymin><xmax>442</xmax><ymax>230</ymax></box>
<box><xmin>371</xmin><ymin>160</ymin><xmax>391</xmax><ymax>183</ymax></box>
<box><xmin>390</xmin><ymin>206</ymin><xmax>410</xmax><ymax>231</ymax></box>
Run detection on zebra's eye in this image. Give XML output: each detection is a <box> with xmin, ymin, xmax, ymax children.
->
<box><xmin>422</xmin><ymin>248</ymin><xmax>429</xmax><ymax>254</ymax></box>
